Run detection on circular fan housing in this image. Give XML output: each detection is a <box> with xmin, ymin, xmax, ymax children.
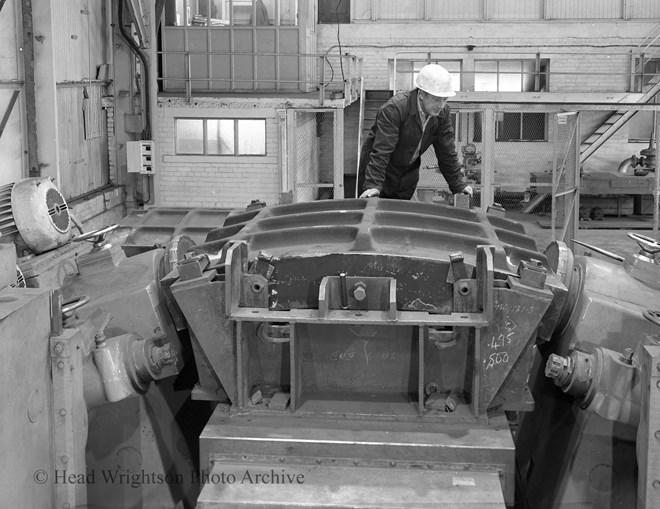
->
<box><xmin>11</xmin><ymin>178</ymin><xmax>72</xmax><ymax>253</ymax></box>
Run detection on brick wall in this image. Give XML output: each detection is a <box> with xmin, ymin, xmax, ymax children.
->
<box><xmin>317</xmin><ymin>21</ymin><xmax>655</xmax><ymax>92</ymax></box>
<box><xmin>155</xmin><ymin>102</ymin><xmax>281</xmax><ymax>208</ymax></box>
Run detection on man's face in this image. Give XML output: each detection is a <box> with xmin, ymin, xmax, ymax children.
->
<box><xmin>419</xmin><ymin>91</ymin><xmax>447</xmax><ymax>117</ymax></box>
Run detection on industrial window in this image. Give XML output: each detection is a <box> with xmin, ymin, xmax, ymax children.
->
<box><xmin>475</xmin><ymin>60</ymin><xmax>548</xmax><ymax>142</ymax></box>
<box><xmin>474</xmin><ymin>59</ymin><xmax>549</xmax><ymax>92</ymax></box>
<box><xmin>496</xmin><ymin>112</ymin><xmax>546</xmax><ymax>142</ymax></box>
<box><xmin>164</xmin><ymin>0</ymin><xmax>298</xmax><ymax>27</ymax></box>
<box><xmin>392</xmin><ymin>59</ymin><xmax>462</xmax><ymax>94</ymax></box>
<box><xmin>175</xmin><ymin>118</ymin><xmax>267</xmax><ymax>155</ymax></box>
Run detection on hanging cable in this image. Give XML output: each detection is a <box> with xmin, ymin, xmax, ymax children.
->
<box><xmin>336</xmin><ymin>0</ymin><xmax>345</xmax><ymax>81</ymax></box>
<box><xmin>117</xmin><ymin>0</ymin><xmax>151</xmax><ymax>139</ymax></box>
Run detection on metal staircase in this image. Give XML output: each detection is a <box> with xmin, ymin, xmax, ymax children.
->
<box><xmin>580</xmin><ymin>25</ymin><xmax>660</xmax><ymax>163</ymax></box>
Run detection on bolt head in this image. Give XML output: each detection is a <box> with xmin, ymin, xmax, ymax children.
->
<box><xmin>353</xmin><ymin>284</ymin><xmax>367</xmax><ymax>301</ymax></box>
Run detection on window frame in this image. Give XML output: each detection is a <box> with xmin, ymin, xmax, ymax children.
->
<box><xmin>175</xmin><ymin>117</ymin><xmax>267</xmax><ymax>156</ymax></box>
<box><xmin>495</xmin><ymin>112</ymin><xmax>547</xmax><ymax>142</ymax></box>
<box><xmin>474</xmin><ymin>58</ymin><xmax>549</xmax><ymax>93</ymax></box>
<box><xmin>164</xmin><ymin>0</ymin><xmax>298</xmax><ymax>27</ymax></box>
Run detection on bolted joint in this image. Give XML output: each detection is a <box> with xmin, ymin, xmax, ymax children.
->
<box><xmin>149</xmin><ymin>343</ymin><xmax>178</xmax><ymax>374</ymax></box>
<box><xmin>353</xmin><ymin>281</ymin><xmax>367</xmax><ymax>302</ymax></box>
<box><xmin>621</xmin><ymin>348</ymin><xmax>634</xmax><ymax>365</ymax></box>
<box><xmin>546</xmin><ymin>354</ymin><xmax>574</xmax><ymax>387</ymax></box>
<box><xmin>545</xmin><ymin>351</ymin><xmax>595</xmax><ymax>399</ymax></box>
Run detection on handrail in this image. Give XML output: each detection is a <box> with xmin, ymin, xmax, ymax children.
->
<box><xmin>392</xmin><ymin>49</ymin><xmax>660</xmax><ymax>95</ymax></box>
<box><xmin>637</xmin><ymin>22</ymin><xmax>660</xmax><ymax>52</ymax></box>
<box><xmin>632</xmin><ymin>23</ymin><xmax>660</xmax><ymax>91</ymax></box>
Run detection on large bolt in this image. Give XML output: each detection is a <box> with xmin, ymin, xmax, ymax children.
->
<box><xmin>149</xmin><ymin>343</ymin><xmax>178</xmax><ymax>374</ymax></box>
<box><xmin>545</xmin><ymin>354</ymin><xmax>572</xmax><ymax>386</ymax></box>
<box><xmin>621</xmin><ymin>348</ymin><xmax>634</xmax><ymax>365</ymax></box>
<box><xmin>353</xmin><ymin>282</ymin><xmax>367</xmax><ymax>302</ymax></box>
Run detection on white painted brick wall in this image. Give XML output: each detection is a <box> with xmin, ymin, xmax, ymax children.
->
<box><xmin>317</xmin><ymin>21</ymin><xmax>653</xmax><ymax>93</ymax></box>
<box><xmin>156</xmin><ymin>104</ymin><xmax>281</xmax><ymax>208</ymax></box>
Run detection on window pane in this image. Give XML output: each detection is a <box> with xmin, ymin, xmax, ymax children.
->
<box><xmin>232</xmin><ymin>0</ymin><xmax>254</xmax><ymax>25</ymax></box>
<box><xmin>496</xmin><ymin>112</ymin><xmax>521</xmax><ymax>141</ymax></box>
<box><xmin>472</xmin><ymin>112</ymin><xmax>482</xmax><ymax>142</ymax></box>
<box><xmin>499</xmin><ymin>61</ymin><xmax>522</xmax><ymax>92</ymax></box>
<box><xmin>207</xmin><ymin>119</ymin><xmax>235</xmax><ymax>154</ymax></box>
<box><xmin>176</xmin><ymin>119</ymin><xmax>204</xmax><ymax>154</ymax></box>
<box><xmin>279</xmin><ymin>0</ymin><xmax>298</xmax><ymax>25</ymax></box>
<box><xmin>522</xmin><ymin>60</ymin><xmax>537</xmax><ymax>91</ymax></box>
<box><xmin>238</xmin><ymin>119</ymin><xmax>266</xmax><ymax>154</ymax></box>
<box><xmin>165</xmin><ymin>0</ymin><xmax>186</xmax><ymax>26</ymax></box>
<box><xmin>475</xmin><ymin>61</ymin><xmax>498</xmax><ymax>92</ymax></box>
<box><xmin>521</xmin><ymin>113</ymin><xmax>546</xmax><ymax>140</ymax></box>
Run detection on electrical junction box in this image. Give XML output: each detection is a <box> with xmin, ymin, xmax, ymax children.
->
<box><xmin>127</xmin><ymin>140</ymin><xmax>154</xmax><ymax>175</ymax></box>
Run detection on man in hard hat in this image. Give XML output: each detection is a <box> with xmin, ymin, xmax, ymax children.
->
<box><xmin>358</xmin><ymin>64</ymin><xmax>473</xmax><ymax>200</ymax></box>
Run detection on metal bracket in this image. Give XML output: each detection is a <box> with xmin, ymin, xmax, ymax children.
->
<box><xmin>50</xmin><ymin>328</ymin><xmax>87</xmax><ymax>509</ymax></box>
<box><xmin>225</xmin><ymin>241</ymin><xmax>249</xmax><ymax>317</ymax></box>
<box><xmin>638</xmin><ymin>345</ymin><xmax>660</xmax><ymax>509</ymax></box>
<box><xmin>318</xmin><ymin>275</ymin><xmax>397</xmax><ymax>321</ymax></box>
<box><xmin>447</xmin><ymin>251</ymin><xmax>469</xmax><ymax>283</ymax></box>
<box><xmin>476</xmin><ymin>245</ymin><xmax>495</xmax><ymax>321</ymax></box>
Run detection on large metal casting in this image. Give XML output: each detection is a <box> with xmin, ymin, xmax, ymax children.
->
<box><xmin>5</xmin><ymin>197</ymin><xmax>660</xmax><ymax>508</ymax></box>
<box><xmin>165</xmin><ymin>198</ymin><xmax>570</xmax><ymax>507</ymax></box>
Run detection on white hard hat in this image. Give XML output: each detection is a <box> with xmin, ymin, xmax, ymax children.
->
<box><xmin>415</xmin><ymin>64</ymin><xmax>455</xmax><ymax>98</ymax></box>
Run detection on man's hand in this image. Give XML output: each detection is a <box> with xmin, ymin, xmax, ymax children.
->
<box><xmin>359</xmin><ymin>188</ymin><xmax>380</xmax><ymax>198</ymax></box>
<box><xmin>461</xmin><ymin>185</ymin><xmax>473</xmax><ymax>197</ymax></box>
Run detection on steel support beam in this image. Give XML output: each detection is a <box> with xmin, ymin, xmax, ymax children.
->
<box><xmin>25</xmin><ymin>0</ymin><xmax>60</xmax><ymax>182</ymax></box>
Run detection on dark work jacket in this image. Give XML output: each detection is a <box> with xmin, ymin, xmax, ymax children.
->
<box><xmin>358</xmin><ymin>89</ymin><xmax>466</xmax><ymax>200</ymax></box>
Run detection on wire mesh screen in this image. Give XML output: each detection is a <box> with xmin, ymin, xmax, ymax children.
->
<box><xmin>551</xmin><ymin>112</ymin><xmax>580</xmax><ymax>246</ymax></box>
<box><xmin>417</xmin><ymin>111</ymin><xmax>483</xmax><ymax>207</ymax></box>
<box><xmin>416</xmin><ymin>108</ymin><xmax>580</xmax><ymax>250</ymax></box>
<box><xmin>491</xmin><ymin>109</ymin><xmax>554</xmax><ymax>250</ymax></box>
<box><xmin>292</xmin><ymin>110</ymin><xmax>335</xmax><ymax>202</ymax></box>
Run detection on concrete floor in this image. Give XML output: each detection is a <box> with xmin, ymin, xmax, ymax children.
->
<box><xmin>513</xmin><ymin>214</ymin><xmax>658</xmax><ymax>260</ymax></box>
